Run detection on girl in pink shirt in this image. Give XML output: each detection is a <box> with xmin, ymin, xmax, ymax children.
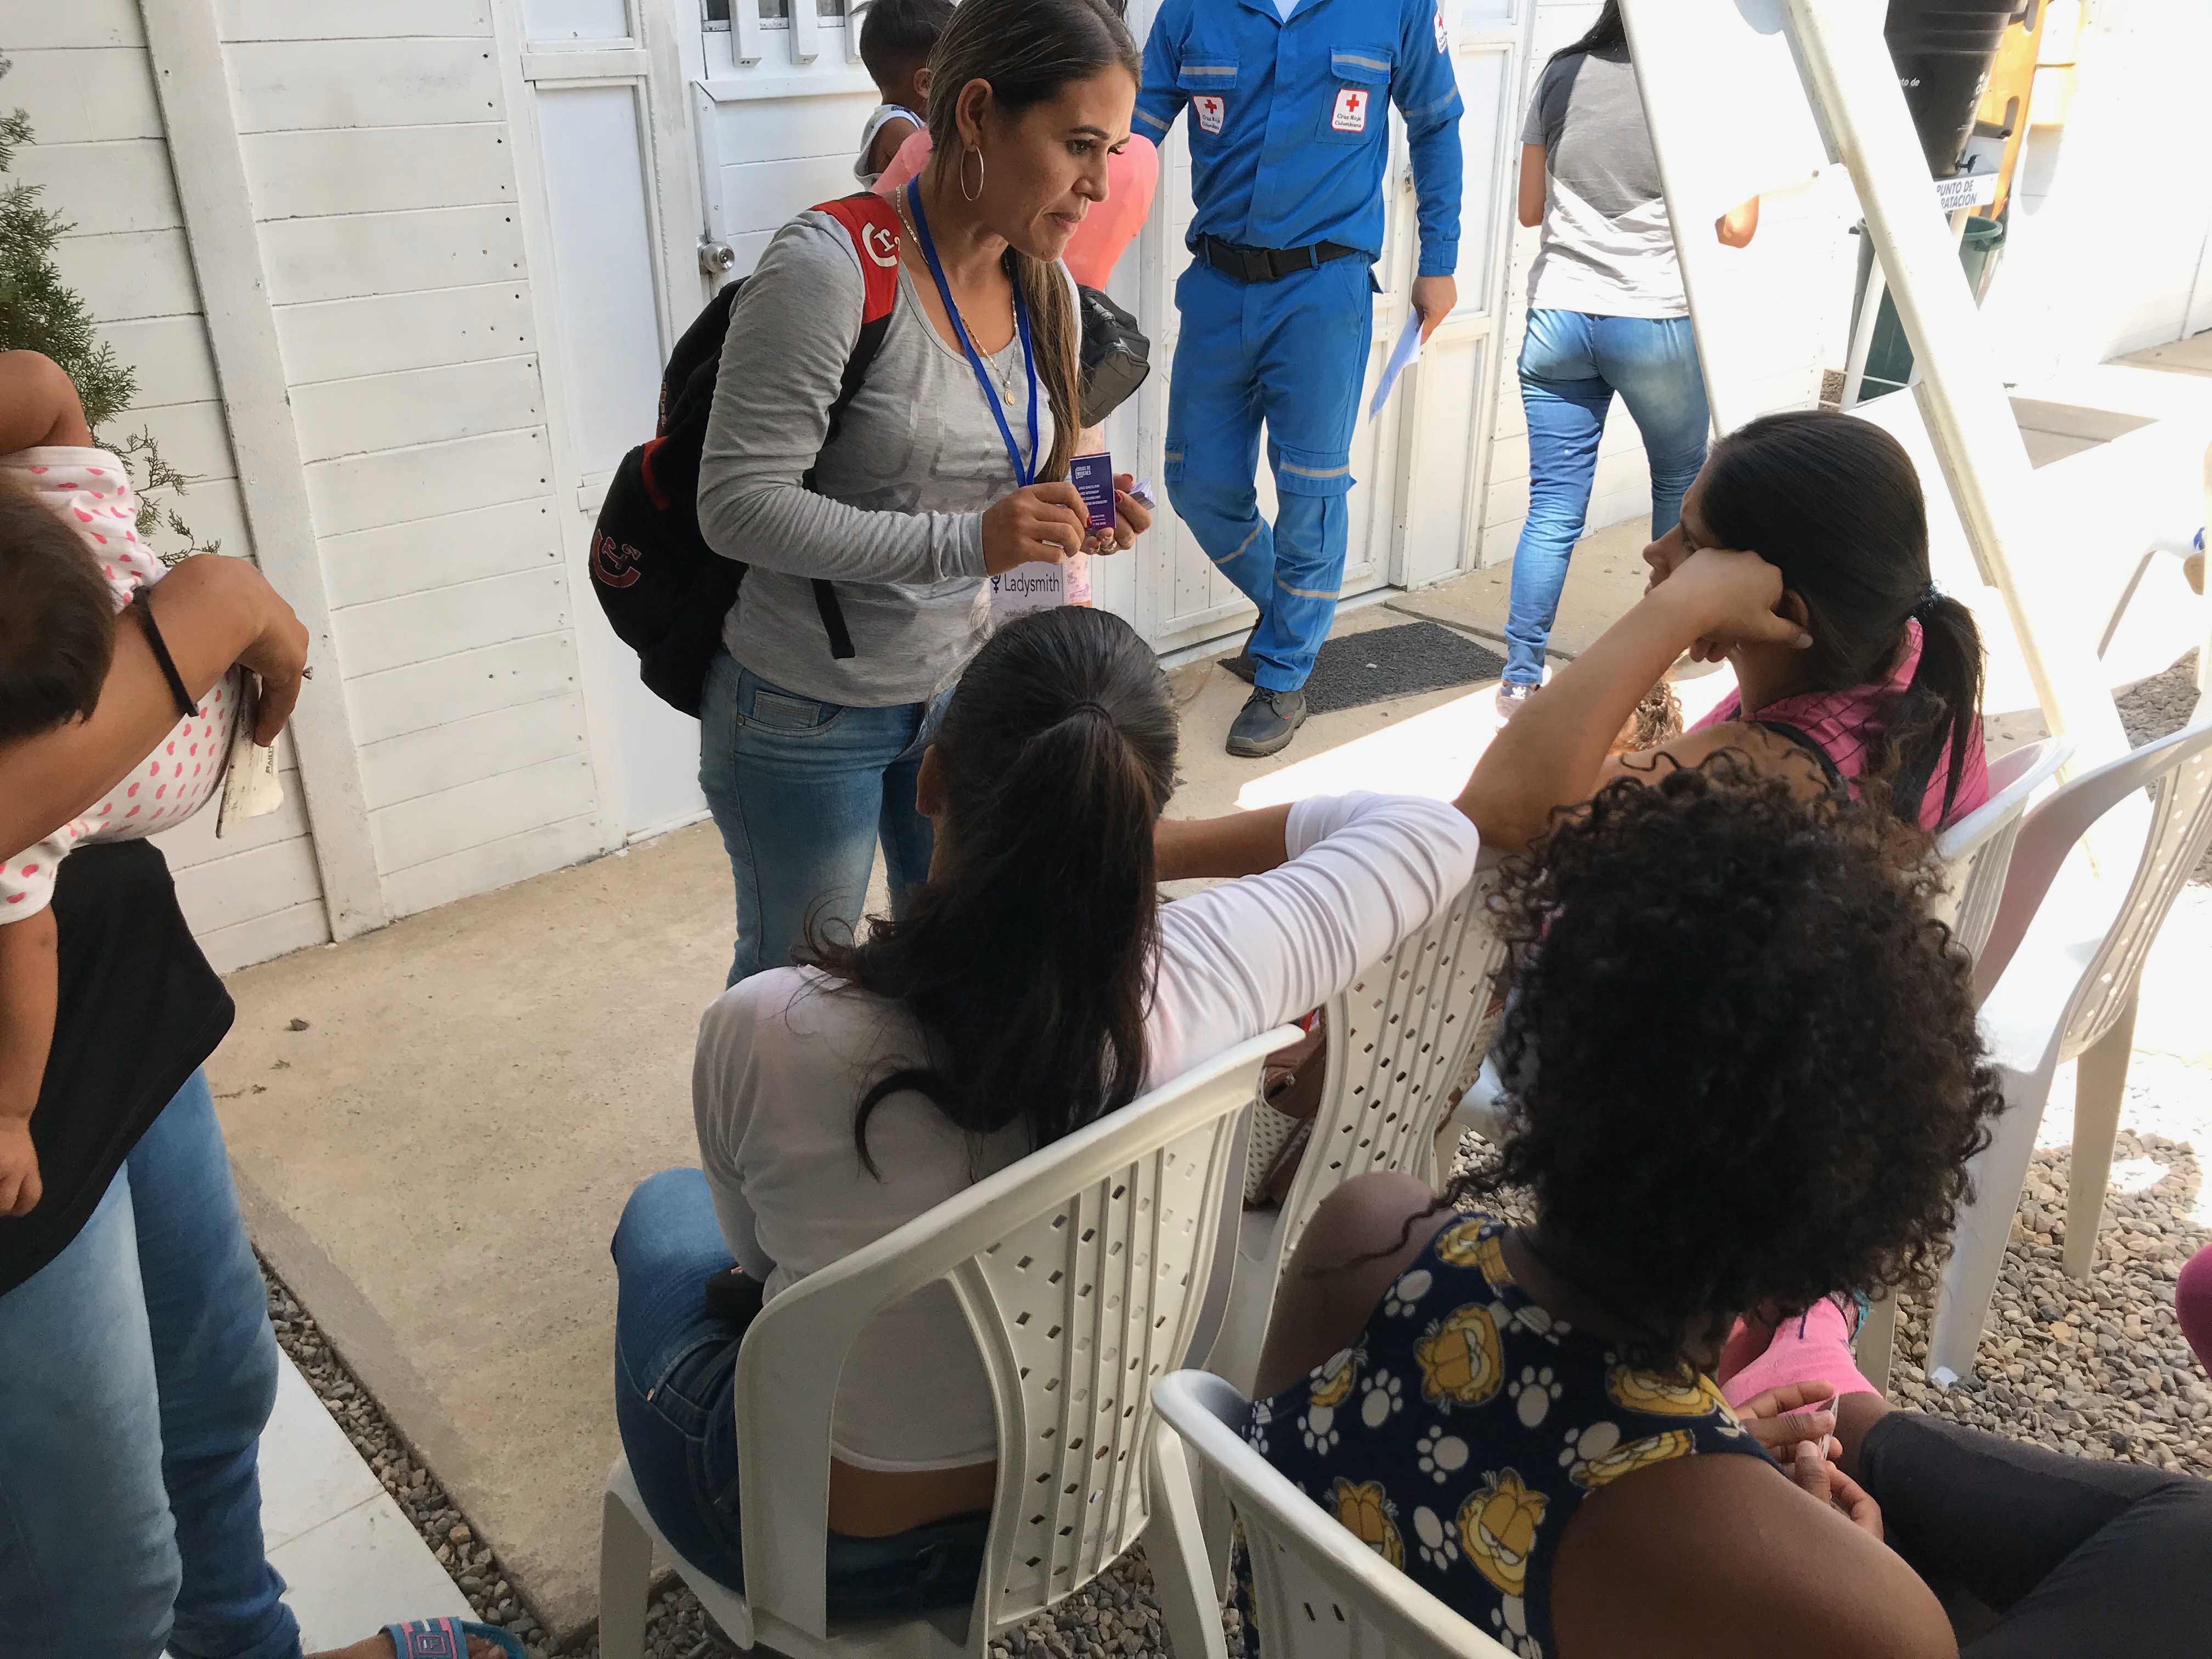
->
<box><xmin>1470</xmin><ymin>408</ymin><xmax>1991</xmax><ymax>860</ymax></box>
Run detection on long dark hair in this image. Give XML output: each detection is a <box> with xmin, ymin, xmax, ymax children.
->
<box><xmin>924</xmin><ymin>0</ymin><xmax>1138</xmax><ymax>482</ymax></box>
<box><xmin>1549</xmin><ymin>0</ymin><xmax>1626</xmax><ymax>65</ymax></box>
<box><xmin>1698</xmin><ymin>410</ymin><xmax>1986</xmax><ymax>822</ymax></box>
<box><xmin>804</xmin><ymin>607</ymin><xmax>1178</xmax><ymax>1171</ymax></box>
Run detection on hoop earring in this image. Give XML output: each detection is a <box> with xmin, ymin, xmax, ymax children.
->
<box><xmin>961</xmin><ymin>145</ymin><xmax>985</xmax><ymax>203</ymax></box>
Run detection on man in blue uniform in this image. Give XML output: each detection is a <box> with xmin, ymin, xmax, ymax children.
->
<box><xmin>1139</xmin><ymin>0</ymin><xmax>1463</xmax><ymax>755</ymax></box>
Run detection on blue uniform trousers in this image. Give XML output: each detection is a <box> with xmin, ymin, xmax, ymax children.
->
<box><xmin>1165</xmin><ymin>255</ymin><xmax>1373</xmax><ymax>693</ymax></box>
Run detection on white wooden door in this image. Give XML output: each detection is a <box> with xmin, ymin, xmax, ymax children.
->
<box><xmin>1396</xmin><ymin>0</ymin><xmax>1527</xmax><ymax>585</ymax></box>
<box><xmin>501</xmin><ymin>0</ymin><xmax>713</xmax><ymax>842</ymax></box>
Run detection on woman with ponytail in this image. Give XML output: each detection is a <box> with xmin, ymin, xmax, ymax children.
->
<box><xmin>1465</xmin><ymin>409</ymin><xmax>1991</xmax><ymax>851</ymax></box>
<box><xmin>611</xmin><ymin>608</ymin><xmax>1480</xmax><ymax>1614</ymax></box>
<box><xmin>695</xmin><ymin>0</ymin><xmax>1152</xmax><ymax>990</ymax></box>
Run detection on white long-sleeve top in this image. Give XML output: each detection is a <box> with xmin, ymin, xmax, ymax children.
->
<box><xmin>691</xmin><ymin>791</ymin><xmax>1481</xmax><ymax>1471</ymax></box>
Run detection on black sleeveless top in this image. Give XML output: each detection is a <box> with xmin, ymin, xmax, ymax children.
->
<box><xmin>1246</xmin><ymin>1212</ymin><xmax>1773</xmax><ymax>1659</ymax></box>
<box><xmin>0</xmin><ymin>838</ymin><xmax>234</xmax><ymax>1294</ymax></box>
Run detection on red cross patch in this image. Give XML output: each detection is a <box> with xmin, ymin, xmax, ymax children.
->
<box><xmin>1331</xmin><ymin>88</ymin><xmax>1368</xmax><ymax>133</ymax></box>
<box><xmin>1194</xmin><ymin>94</ymin><xmax>1226</xmax><ymax>134</ymax></box>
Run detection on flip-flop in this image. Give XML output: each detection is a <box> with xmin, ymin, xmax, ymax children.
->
<box><xmin>383</xmin><ymin>1616</ymin><xmax>528</xmax><ymax>1658</ymax></box>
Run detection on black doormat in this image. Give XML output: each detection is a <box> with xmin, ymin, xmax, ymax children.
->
<box><xmin>1299</xmin><ymin>620</ymin><xmax>1506</xmax><ymax>715</ymax></box>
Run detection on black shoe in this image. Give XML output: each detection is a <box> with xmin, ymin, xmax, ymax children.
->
<box><xmin>1221</xmin><ymin>623</ymin><xmax>1260</xmax><ymax>685</ymax></box>
<box><xmin>1227</xmin><ymin>687</ymin><xmax>1308</xmax><ymax>757</ymax></box>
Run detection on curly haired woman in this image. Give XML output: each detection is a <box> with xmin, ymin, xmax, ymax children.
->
<box><xmin>1251</xmin><ymin>763</ymin><xmax>2212</xmax><ymax>1658</ymax></box>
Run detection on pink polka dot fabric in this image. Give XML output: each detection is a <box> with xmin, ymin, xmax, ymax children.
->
<box><xmin>0</xmin><ymin>446</ymin><xmax>240</xmax><ymax>924</ymax></box>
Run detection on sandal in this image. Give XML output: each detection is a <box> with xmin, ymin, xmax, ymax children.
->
<box><xmin>383</xmin><ymin>1617</ymin><xmax>528</xmax><ymax>1658</ymax></box>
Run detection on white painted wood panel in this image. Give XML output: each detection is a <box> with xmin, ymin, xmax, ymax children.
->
<box><xmin>154</xmin><ymin>476</ymin><xmax>253</xmax><ymax>564</ymax></box>
<box><xmin>52</xmin><ymin>228</ymin><xmax>202</xmax><ymax>323</ymax></box>
<box><xmin>290</xmin><ymin>356</ymin><xmax>544</xmax><ymax>464</ymax></box>
<box><xmin>357</xmin><ymin>692</ymin><xmax>589</xmax><ymax>811</ymax></box>
<box><xmin>109</xmin><ymin>398</ymin><xmax>239</xmax><ymax>483</ymax></box>
<box><xmin>318</xmin><ymin>498</ymin><xmax>560</xmax><ymax>610</ymax></box>
<box><xmin>274</xmin><ymin>283</ymin><xmax>536</xmax><ymax>386</ymax></box>
<box><xmin>258</xmin><ymin>205</ymin><xmax>528</xmax><ymax>306</ymax></box>
<box><xmin>13</xmin><ymin>138</ymin><xmax>180</xmax><ymax>236</ymax></box>
<box><xmin>195</xmin><ymin>900</ymin><xmax>332</xmax><ymax>974</ymax></box>
<box><xmin>713</xmin><ymin>156</ymin><xmax>860</xmax><ymax>236</ymax></box>
<box><xmin>225</xmin><ymin>40</ymin><xmax>504</xmax><ymax>134</ymax></box>
<box><xmin>342</xmin><ymin>634</ymin><xmax>582</xmax><ymax>748</ymax></box>
<box><xmin>171</xmin><ymin>834</ymin><xmax>326</xmax><ymax>935</ymax></box>
<box><xmin>332</xmin><ymin>567</ymin><xmax>569</xmax><ymax>679</ymax></box>
<box><xmin>303</xmin><ymin>426</ymin><xmax>552</xmax><ymax>537</ymax></box>
<box><xmin>369</xmin><ymin>752</ymin><xmax>595</xmax><ymax>873</ymax></box>
<box><xmin>532</xmin><ymin>82</ymin><xmax>664</xmax><ymax>475</ymax></box>
<box><xmin>217</xmin><ymin>0</ymin><xmax>493</xmax><ymax>42</ymax></box>
<box><xmin>708</xmin><ymin>93</ymin><xmax>871</xmax><ymax>168</ymax></box>
<box><xmin>3</xmin><ymin>48</ymin><xmax>162</xmax><ymax>144</ymax></box>
<box><xmin>0</xmin><ymin>0</ymin><xmax>143</xmax><ymax>51</ymax></box>
<box><xmin>242</xmin><ymin>125</ymin><xmax>517</xmax><ymax>222</ymax></box>
<box><xmin>98</xmin><ymin>314</ymin><xmax>219</xmax><ymax>410</ymax></box>
<box><xmin>379</xmin><ymin>812</ymin><xmax>601</xmax><ymax>919</ymax></box>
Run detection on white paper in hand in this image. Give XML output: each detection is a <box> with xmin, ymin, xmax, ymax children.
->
<box><xmin>216</xmin><ymin>676</ymin><xmax>285</xmax><ymax>838</ymax></box>
<box><xmin>1366</xmin><ymin>312</ymin><xmax>1423</xmax><ymax>422</ymax></box>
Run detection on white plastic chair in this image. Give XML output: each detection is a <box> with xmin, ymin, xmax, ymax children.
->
<box><xmin>1203</xmin><ymin>870</ymin><xmax>1510</xmax><ymax>1397</ymax></box>
<box><xmin>1146</xmin><ymin>1370</ymin><xmax>1514</xmax><ymax>1659</ymax></box>
<box><xmin>1924</xmin><ymin>714</ymin><xmax>2212</xmax><ymax>1383</ymax></box>
<box><xmin>1927</xmin><ymin>736</ymin><xmax>2075</xmax><ymax>964</ymax></box>
<box><xmin>598</xmin><ymin>1025</ymin><xmax>1299</xmax><ymax>1659</ymax></box>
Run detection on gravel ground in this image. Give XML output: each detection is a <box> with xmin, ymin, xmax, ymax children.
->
<box><xmin>264</xmin><ymin>651</ymin><xmax>2212</xmax><ymax>1655</ymax></box>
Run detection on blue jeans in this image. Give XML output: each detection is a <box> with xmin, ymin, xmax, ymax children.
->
<box><xmin>698</xmin><ymin>650</ymin><xmax>945</xmax><ymax>988</ymax></box>
<box><xmin>1165</xmin><ymin>256</ymin><xmax>1374</xmax><ymax>692</ymax></box>
<box><xmin>0</xmin><ymin>1072</ymin><xmax>297</xmax><ymax>1659</ymax></box>
<box><xmin>1504</xmin><ymin>309</ymin><xmax>1712</xmax><ymax>686</ymax></box>
<box><xmin>611</xmin><ymin>1169</ymin><xmax>989</xmax><ymax>1616</ymax></box>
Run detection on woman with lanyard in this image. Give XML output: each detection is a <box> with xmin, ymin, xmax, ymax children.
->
<box><xmin>695</xmin><ymin>0</ymin><xmax>1150</xmax><ymax>990</ymax></box>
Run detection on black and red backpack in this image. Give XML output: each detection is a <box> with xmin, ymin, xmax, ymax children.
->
<box><xmin>589</xmin><ymin>193</ymin><xmax>904</xmax><ymax>715</ymax></box>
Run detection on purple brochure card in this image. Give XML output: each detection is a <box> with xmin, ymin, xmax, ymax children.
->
<box><xmin>1070</xmin><ymin>453</ymin><xmax>1116</xmax><ymax>532</ymax></box>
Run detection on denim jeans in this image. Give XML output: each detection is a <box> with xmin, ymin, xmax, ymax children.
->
<box><xmin>0</xmin><ymin>1071</ymin><xmax>297</xmax><ymax>1659</ymax></box>
<box><xmin>1504</xmin><ymin>309</ymin><xmax>1712</xmax><ymax>686</ymax></box>
<box><xmin>698</xmin><ymin>650</ymin><xmax>946</xmax><ymax>988</ymax></box>
<box><xmin>611</xmin><ymin>1169</ymin><xmax>989</xmax><ymax>1617</ymax></box>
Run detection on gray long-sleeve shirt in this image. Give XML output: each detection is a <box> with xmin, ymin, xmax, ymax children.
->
<box><xmin>697</xmin><ymin>210</ymin><xmax>1057</xmax><ymax>707</ymax></box>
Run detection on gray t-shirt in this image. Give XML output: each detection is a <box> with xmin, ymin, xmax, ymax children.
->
<box><xmin>1521</xmin><ymin>46</ymin><xmax>1686</xmax><ymax>319</ymax></box>
<box><xmin>697</xmin><ymin>210</ymin><xmax>1059</xmax><ymax>707</ymax></box>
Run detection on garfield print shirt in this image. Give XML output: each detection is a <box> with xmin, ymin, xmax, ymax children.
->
<box><xmin>1244</xmin><ymin>1212</ymin><xmax>1773</xmax><ymax>1659</ymax></box>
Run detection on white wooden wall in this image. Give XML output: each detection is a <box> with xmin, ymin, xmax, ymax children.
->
<box><xmin>216</xmin><ymin>0</ymin><xmax>612</xmax><ymax>922</ymax></box>
<box><xmin>19</xmin><ymin>0</ymin><xmax>332</xmax><ymax>973</ymax></box>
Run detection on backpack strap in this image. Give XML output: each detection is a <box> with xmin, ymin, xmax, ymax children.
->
<box><xmin>798</xmin><ymin>193</ymin><xmax>906</xmax><ymax>662</ymax></box>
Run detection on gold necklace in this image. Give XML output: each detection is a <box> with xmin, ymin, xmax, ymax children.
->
<box><xmin>894</xmin><ymin>190</ymin><xmax>1020</xmax><ymax>403</ymax></box>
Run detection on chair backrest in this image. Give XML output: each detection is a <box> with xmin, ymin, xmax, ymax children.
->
<box><xmin>1972</xmin><ymin>715</ymin><xmax>2212</xmax><ymax>1037</ymax></box>
<box><xmin>731</xmin><ymin>1025</ymin><xmax>1299</xmax><ymax>1649</ymax></box>
<box><xmin>1929</xmin><ymin>736</ymin><xmax>2073</xmax><ymax>969</ymax></box>
<box><xmin>1274</xmin><ymin>867</ymin><xmax>1510</xmax><ymax>1273</ymax></box>
<box><xmin>1152</xmin><ymin>1371</ymin><xmax>1514</xmax><ymax>1659</ymax></box>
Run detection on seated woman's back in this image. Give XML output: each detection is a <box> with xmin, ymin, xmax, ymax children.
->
<box><xmin>694</xmin><ymin>606</ymin><xmax>1480</xmax><ymax>1533</ymax></box>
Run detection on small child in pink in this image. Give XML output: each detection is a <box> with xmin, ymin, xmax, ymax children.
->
<box><xmin>0</xmin><ymin>357</ymin><xmax>239</xmax><ymax>1216</ymax></box>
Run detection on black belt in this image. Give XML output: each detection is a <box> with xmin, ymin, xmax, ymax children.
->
<box><xmin>1196</xmin><ymin>234</ymin><xmax>1360</xmax><ymax>284</ymax></box>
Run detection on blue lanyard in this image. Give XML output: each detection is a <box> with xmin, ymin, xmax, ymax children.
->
<box><xmin>906</xmin><ymin>180</ymin><xmax>1038</xmax><ymax>487</ymax></box>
